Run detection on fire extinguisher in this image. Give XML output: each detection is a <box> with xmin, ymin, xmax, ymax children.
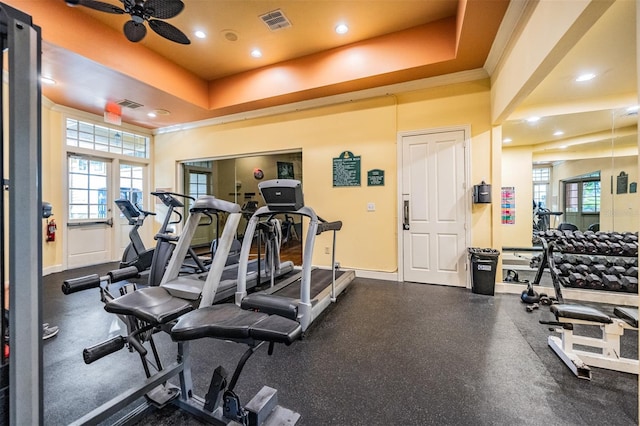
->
<box><xmin>46</xmin><ymin>218</ymin><xmax>57</xmax><ymax>242</ymax></box>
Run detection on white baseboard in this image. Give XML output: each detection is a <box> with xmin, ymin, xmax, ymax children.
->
<box><xmin>496</xmin><ymin>282</ymin><xmax>638</xmax><ymax>307</ymax></box>
<box><xmin>353</xmin><ymin>269</ymin><xmax>398</xmax><ymax>281</ymax></box>
<box><xmin>43</xmin><ymin>265</ymin><xmax>64</xmax><ymax>276</ymax></box>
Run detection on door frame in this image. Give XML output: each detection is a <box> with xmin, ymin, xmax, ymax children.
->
<box><xmin>396</xmin><ymin>125</ymin><xmax>472</xmax><ymax>285</ymax></box>
<box><xmin>61</xmin><ymin>114</ymin><xmax>157</xmax><ymax>272</ymax></box>
<box><xmin>63</xmin><ymin>153</ymin><xmax>115</xmax><ymax>269</ymax></box>
<box><xmin>63</xmin><ymin>154</ymin><xmax>155</xmax><ymax>269</ymax></box>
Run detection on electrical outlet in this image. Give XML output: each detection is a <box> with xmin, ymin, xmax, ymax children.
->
<box><xmin>367</xmin><ymin>202</ymin><xmax>375</xmax><ymax>212</ymax></box>
<box><xmin>324</xmin><ymin>247</ymin><xmax>330</xmax><ymax>254</ymax></box>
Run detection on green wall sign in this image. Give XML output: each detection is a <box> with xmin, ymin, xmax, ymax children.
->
<box><xmin>367</xmin><ymin>169</ymin><xmax>384</xmax><ymax>186</ymax></box>
<box><xmin>333</xmin><ymin>151</ymin><xmax>361</xmax><ymax>187</ymax></box>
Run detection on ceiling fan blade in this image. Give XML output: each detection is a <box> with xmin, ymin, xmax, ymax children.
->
<box><xmin>123</xmin><ymin>20</ymin><xmax>147</xmax><ymax>42</ymax></box>
<box><xmin>144</xmin><ymin>0</ymin><xmax>185</xmax><ymax>19</ymax></box>
<box><xmin>66</xmin><ymin>0</ymin><xmax>125</xmax><ymax>14</ymax></box>
<box><xmin>148</xmin><ymin>19</ymin><xmax>190</xmax><ymax>45</ymax></box>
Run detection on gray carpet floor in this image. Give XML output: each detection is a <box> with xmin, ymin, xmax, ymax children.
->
<box><xmin>42</xmin><ymin>264</ymin><xmax>637</xmax><ymax>425</ymax></box>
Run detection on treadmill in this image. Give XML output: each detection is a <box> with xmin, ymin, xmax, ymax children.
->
<box><xmin>235</xmin><ymin>179</ymin><xmax>355</xmax><ymax>332</ymax></box>
<box><xmin>158</xmin><ymin>195</ymin><xmax>294</xmax><ymax>304</ymax></box>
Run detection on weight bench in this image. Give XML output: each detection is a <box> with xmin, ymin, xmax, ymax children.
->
<box><xmin>540</xmin><ymin>304</ymin><xmax>638</xmax><ymax>380</ymax></box>
<box><xmin>72</xmin><ymin>287</ymin><xmax>301</xmax><ymax>425</ymax></box>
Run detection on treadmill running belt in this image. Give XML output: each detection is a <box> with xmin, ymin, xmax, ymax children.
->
<box><xmin>275</xmin><ymin>269</ymin><xmax>343</xmax><ymax>300</ymax></box>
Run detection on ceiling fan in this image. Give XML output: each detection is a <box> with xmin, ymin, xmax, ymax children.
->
<box><xmin>65</xmin><ymin>0</ymin><xmax>191</xmax><ymax>45</ymax></box>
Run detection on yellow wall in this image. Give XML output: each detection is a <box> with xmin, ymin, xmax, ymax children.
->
<box><xmin>501</xmin><ymin>147</ymin><xmax>533</xmax><ymax>247</ymax></box>
<box><xmin>42</xmin><ymin>105</ymin><xmax>64</xmax><ymax>272</ymax></box>
<box><xmin>155</xmin><ymin>80</ymin><xmax>496</xmax><ymax>272</ymax></box>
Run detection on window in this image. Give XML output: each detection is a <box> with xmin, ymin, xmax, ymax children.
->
<box><xmin>189</xmin><ymin>172</ymin><xmax>209</xmax><ymax>199</ymax></box>
<box><xmin>532</xmin><ymin>167</ymin><xmax>550</xmax><ymax>208</ymax></box>
<box><xmin>582</xmin><ymin>180</ymin><xmax>601</xmax><ymax>213</ymax></box>
<box><xmin>563</xmin><ymin>177</ymin><xmax>600</xmax><ymax>214</ymax></box>
<box><xmin>565</xmin><ymin>182</ymin><xmax>579</xmax><ymax>213</ymax></box>
<box><xmin>68</xmin><ymin>156</ymin><xmax>108</xmax><ymax>220</ymax></box>
<box><xmin>66</xmin><ymin>118</ymin><xmax>149</xmax><ymax>159</ymax></box>
<box><xmin>120</xmin><ymin>164</ymin><xmax>145</xmax><ymax>209</ymax></box>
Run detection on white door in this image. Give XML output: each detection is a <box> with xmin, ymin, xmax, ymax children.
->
<box><xmin>401</xmin><ymin>129</ymin><xmax>468</xmax><ymax>286</ymax></box>
<box><xmin>67</xmin><ymin>155</ymin><xmax>114</xmax><ymax>268</ymax></box>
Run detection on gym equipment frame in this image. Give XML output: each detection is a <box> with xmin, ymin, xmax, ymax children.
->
<box><xmin>0</xmin><ymin>4</ymin><xmax>43</xmax><ymax>424</ymax></box>
<box><xmin>66</xmin><ymin>196</ymin><xmax>301</xmax><ymax>424</ymax></box>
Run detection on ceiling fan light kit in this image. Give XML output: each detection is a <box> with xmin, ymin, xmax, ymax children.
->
<box><xmin>66</xmin><ymin>0</ymin><xmax>191</xmax><ymax>45</ymax></box>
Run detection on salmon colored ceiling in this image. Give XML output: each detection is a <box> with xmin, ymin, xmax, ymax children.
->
<box><xmin>5</xmin><ymin>0</ymin><xmax>509</xmax><ymax>129</ymax></box>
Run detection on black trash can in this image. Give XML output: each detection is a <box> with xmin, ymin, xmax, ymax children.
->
<box><xmin>468</xmin><ymin>248</ymin><xmax>500</xmax><ymax>296</ymax></box>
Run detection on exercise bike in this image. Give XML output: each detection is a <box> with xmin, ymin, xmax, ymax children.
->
<box><xmin>115</xmin><ymin>199</ymin><xmax>157</xmax><ymax>272</ymax></box>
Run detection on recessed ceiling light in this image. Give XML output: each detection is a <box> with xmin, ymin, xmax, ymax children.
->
<box><xmin>559</xmin><ymin>145</ymin><xmax>568</xmax><ymax>149</ymax></box>
<box><xmin>250</xmin><ymin>49</ymin><xmax>262</xmax><ymax>58</ymax></box>
<box><xmin>335</xmin><ymin>23</ymin><xmax>349</xmax><ymax>34</ymax></box>
<box><xmin>526</xmin><ymin>116</ymin><xmax>540</xmax><ymax>123</ymax></box>
<box><xmin>41</xmin><ymin>76</ymin><xmax>56</xmax><ymax>85</ymax></box>
<box><xmin>503</xmin><ymin>138</ymin><xmax>512</xmax><ymax>143</ymax></box>
<box><xmin>147</xmin><ymin>112</ymin><xmax>157</xmax><ymax>118</ymax></box>
<box><xmin>194</xmin><ymin>30</ymin><xmax>206</xmax><ymax>39</ymax></box>
<box><xmin>575</xmin><ymin>73</ymin><xmax>596</xmax><ymax>82</ymax></box>
<box><xmin>553</xmin><ymin>130</ymin><xmax>564</xmax><ymax>136</ymax></box>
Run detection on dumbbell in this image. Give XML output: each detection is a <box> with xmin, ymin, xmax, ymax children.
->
<box><xmin>610</xmin><ymin>233</ymin><xmax>624</xmax><ymax>243</ymax></box>
<box><xmin>614</xmin><ymin>257</ymin><xmax>630</xmax><ymax>267</ymax></box>
<box><xmin>602</xmin><ymin>274</ymin><xmax>622</xmax><ymax>291</ymax></box>
<box><xmin>568</xmin><ymin>273</ymin><xmax>586</xmax><ymax>288</ymax></box>
<box><xmin>593</xmin><ymin>241</ymin><xmax>607</xmax><ymax>254</ymax></box>
<box><xmin>625</xmin><ymin>266</ymin><xmax>638</xmax><ymax>278</ymax></box>
<box><xmin>623</xmin><ymin>233</ymin><xmax>638</xmax><ymax>243</ymax></box>
<box><xmin>620</xmin><ymin>242</ymin><xmax>638</xmax><ymax>256</ymax></box>
<box><xmin>608</xmin><ymin>242</ymin><xmax>623</xmax><ymax>255</ymax></box>
<box><xmin>559</xmin><ymin>263</ymin><xmax>574</xmax><ymax>276</ymax></box>
<box><xmin>580</xmin><ymin>256</ymin><xmax>593</xmax><ymax>266</ymax></box>
<box><xmin>621</xmin><ymin>276</ymin><xmax>638</xmax><ymax>293</ymax></box>
<box><xmin>589</xmin><ymin>263</ymin><xmax>607</xmax><ymax>275</ymax></box>
<box><xmin>526</xmin><ymin>303</ymin><xmax>539</xmax><ymax>313</ymax></box>
<box><xmin>575</xmin><ymin>264</ymin><xmax>590</xmax><ymax>275</ymax></box>
<box><xmin>591</xmin><ymin>256</ymin><xmax>608</xmax><ymax>266</ymax></box>
<box><xmin>585</xmin><ymin>273</ymin><xmax>603</xmax><ymax>290</ymax></box>
<box><xmin>607</xmin><ymin>265</ymin><xmax>626</xmax><ymax>277</ymax></box>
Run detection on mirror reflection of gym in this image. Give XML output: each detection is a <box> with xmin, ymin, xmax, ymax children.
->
<box><xmin>181</xmin><ymin>152</ymin><xmax>303</xmax><ymax>267</ymax></box>
<box><xmin>500</xmin><ymin>0</ymin><xmax>637</xmax><ymax>252</ymax></box>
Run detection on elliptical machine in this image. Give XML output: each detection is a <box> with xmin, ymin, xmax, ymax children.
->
<box><xmin>115</xmin><ymin>199</ymin><xmax>157</xmax><ymax>271</ymax></box>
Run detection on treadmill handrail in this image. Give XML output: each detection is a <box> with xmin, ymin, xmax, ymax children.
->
<box><xmin>316</xmin><ymin>220</ymin><xmax>342</xmax><ymax>234</ymax></box>
<box><xmin>236</xmin><ymin>205</ymin><xmax>317</xmax><ymax>311</ymax></box>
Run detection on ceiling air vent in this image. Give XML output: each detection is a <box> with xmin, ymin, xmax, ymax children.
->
<box><xmin>116</xmin><ymin>99</ymin><xmax>144</xmax><ymax>109</ymax></box>
<box><xmin>259</xmin><ymin>9</ymin><xmax>291</xmax><ymax>31</ymax></box>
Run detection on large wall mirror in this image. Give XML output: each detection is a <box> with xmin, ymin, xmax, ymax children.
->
<box><xmin>181</xmin><ymin>151</ymin><xmax>303</xmax><ymax>264</ymax></box>
<box><xmin>501</xmin><ymin>0</ymin><xmax>637</xmax><ymax>249</ymax></box>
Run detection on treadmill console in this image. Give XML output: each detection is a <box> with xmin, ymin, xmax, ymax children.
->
<box><xmin>259</xmin><ymin>179</ymin><xmax>304</xmax><ymax>211</ymax></box>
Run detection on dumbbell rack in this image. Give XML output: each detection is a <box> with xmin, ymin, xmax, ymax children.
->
<box><xmin>531</xmin><ymin>230</ymin><xmax>638</xmax><ymax>304</ymax></box>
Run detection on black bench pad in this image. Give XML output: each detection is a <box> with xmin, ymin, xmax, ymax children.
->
<box><xmin>171</xmin><ymin>304</ymin><xmax>302</xmax><ymax>345</ymax></box>
<box><xmin>550</xmin><ymin>304</ymin><xmax>612</xmax><ymax>324</ymax></box>
<box><xmin>614</xmin><ymin>307</ymin><xmax>638</xmax><ymax>328</ymax></box>
<box><xmin>240</xmin><ymin>294</ymin><xmax>298</xmax><ymax>321</ymax></box>
<box><xmin>105</xmin><ymin>287</ymin><xmax>194</xmax><ymax>325</ymax></box>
